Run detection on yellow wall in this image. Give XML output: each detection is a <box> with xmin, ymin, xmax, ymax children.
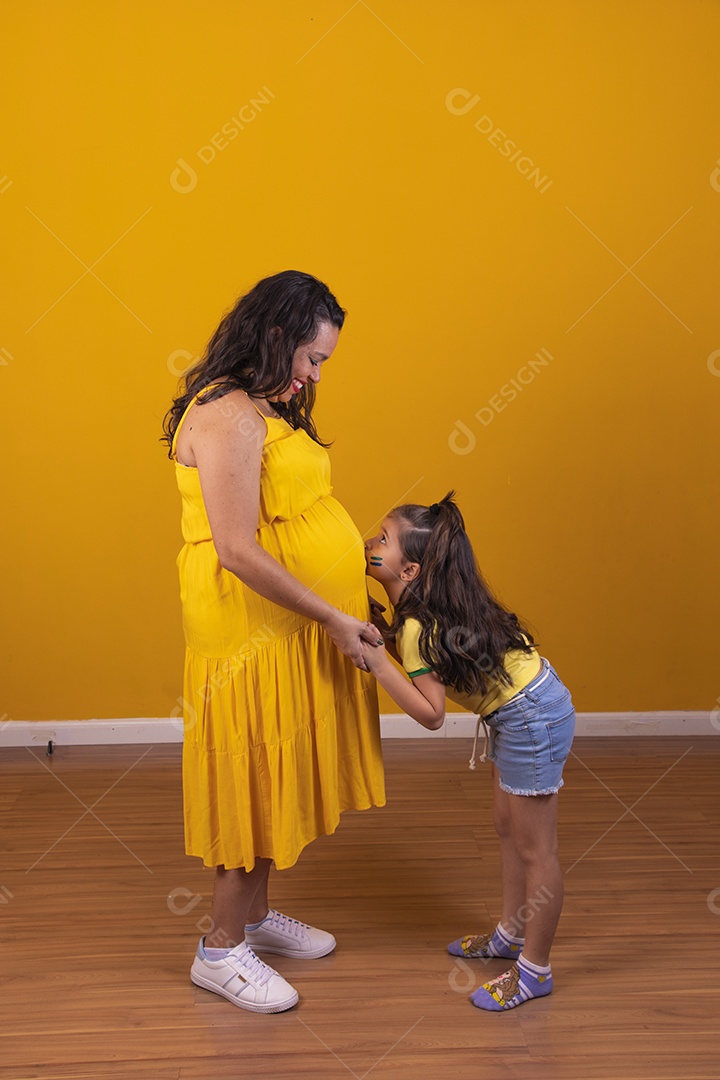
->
<box><xmin>2</xmin><ymin>1</ymin><xmax>718</xmax><ymax>721</ymax></box>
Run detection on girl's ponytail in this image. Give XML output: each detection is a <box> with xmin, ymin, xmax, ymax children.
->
<box><xmin>389</xmin><ymin>492</ymin><xmax>535</xmax><ymax>696</ymax></box>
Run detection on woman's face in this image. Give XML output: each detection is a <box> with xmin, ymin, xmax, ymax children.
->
<box><xmin>272</xmin><ymin>320</ymin><xmax>340</xmax><ymax>402</ymax></box>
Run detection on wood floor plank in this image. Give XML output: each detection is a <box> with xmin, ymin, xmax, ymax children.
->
<box><xmin>0</xmin><ymin>737</ymin><xmax>719</xmax><ymax>1078</ymax></box>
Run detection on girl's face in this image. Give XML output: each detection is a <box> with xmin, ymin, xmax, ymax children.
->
<box><xmin>365</xmin><ymin>515</ymin><xmax>419</xmax><ymax>589</ymax></box>
<box><xmin>272</xmin><ymin>320</ymin><xmax>339</xmax><ymax>403</ymax></box>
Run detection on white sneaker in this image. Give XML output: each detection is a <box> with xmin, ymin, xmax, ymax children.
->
<box><xmin>244</xmin><ymin>909</ymin><xmax>336</xmax><ymax>959</ymax></box>
<box><xmin>190</xmin><ymin>937</ymin><xmax>299</xmax><ymax>1013</ymax></box>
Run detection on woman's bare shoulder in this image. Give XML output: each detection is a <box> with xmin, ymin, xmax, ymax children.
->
<box><xmin>176</xmin><ymin>385</ymin><xmax>265</xmax><ymax>466</ymax></box>
<box><xmin>197</xmin><ymin>384</ymin><xmax>266</xmax><ymax>423</ymax></box>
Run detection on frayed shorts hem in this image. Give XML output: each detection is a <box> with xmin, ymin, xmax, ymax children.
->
<box><xmin>498</xmin><ymin>777</ymin><xmax>564</xmax><ymax>797</ymax></box>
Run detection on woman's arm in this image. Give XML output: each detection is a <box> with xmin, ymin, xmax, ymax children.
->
<box><xmin>361</xmin><ymin>642</ymin><xmax>446</xmax><ymax>730</ymax></box>
<box><xmin>188</xmin><ymin>389</ymin><xmax>379</xmax><ymax>667</ymax></box>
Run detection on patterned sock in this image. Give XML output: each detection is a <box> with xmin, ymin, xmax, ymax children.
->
<box><xmin>470</xmin><ymin>953</ymin><xmax>553</xmax><ymax>1011</ymax></box>
<box><xmin>448</xmin><ymin>923</ymin><xmax>525</xmax><ymax>960</ymax></box>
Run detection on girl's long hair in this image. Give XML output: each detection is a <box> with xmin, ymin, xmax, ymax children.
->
<box><xmin>161</xmin><ymin>270</ymin><xmax>345</xmax><ymax>456</ymax></box>
<box><xmin>388</xmin><ymin>492</ymin><xmax>535</xmax><ymax>695</ymax></box>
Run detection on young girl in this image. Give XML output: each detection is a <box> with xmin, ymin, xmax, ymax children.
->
<box><xmin>362</xmin><ymin>492</ymin><xmax>575</xmax><ymax>1012</ymax></box>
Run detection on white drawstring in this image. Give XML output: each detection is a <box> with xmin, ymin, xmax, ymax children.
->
<box><xmin>469</xmin><ymin>716</ymin><xmax>490</xmax><ymax>771</ymax></box>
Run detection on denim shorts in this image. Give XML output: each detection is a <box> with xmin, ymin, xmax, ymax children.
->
<box><xmin>484</xmin><ymin>658</ymin><xmax>575</xmax><ymax>796</ymax></box>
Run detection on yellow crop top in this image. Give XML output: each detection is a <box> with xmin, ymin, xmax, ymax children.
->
<box><xmin>395</xmin><ymin>617</ymin><xmax>542</xmax><ymax>718</ymax></box>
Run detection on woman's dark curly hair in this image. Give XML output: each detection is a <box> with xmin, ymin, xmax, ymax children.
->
<box><xmin>161</xmin><ymin>270</ymin><xmax>345</xmax><ymax>456</ymax></box>
<box><xmin>388</xmin><ymin>492</ymin><xmax>536</xmax><ymax>695</ymax></box>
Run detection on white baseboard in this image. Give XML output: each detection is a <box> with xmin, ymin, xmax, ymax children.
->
<box><xmin>382</xmin><ymin>711</ymin><xmax>717</xmax><ymax>738</ymax></box>
<box><xmin>0</xmin><ymin>712</ymin><xmax>716</xmax><ymax>748</ymax></box>
<box><xmin>0</xmin><ymin>719</ymin><xmax>184</xmax><ymax>748</ymax></box>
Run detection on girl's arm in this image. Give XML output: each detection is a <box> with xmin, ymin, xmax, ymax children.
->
<box><xmin>361</xmin><ymin>641</ymin><xmax>446</xmax><ymax>730</ymax></box>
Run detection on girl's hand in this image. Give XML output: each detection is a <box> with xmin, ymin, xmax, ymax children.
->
<box><xmin>368</xmin><ymin>597</ymin><xmax>392</xmax><ymax>636</ymax></box>
<box><xmin>361</xmin><ymin>638</ymin><xmax>389</xmax><ymax>673</ymax></box>
<box><xmin>322</xmin><ymin>610</ymin><xmax>383</xmax><ymax>670</ymax></box>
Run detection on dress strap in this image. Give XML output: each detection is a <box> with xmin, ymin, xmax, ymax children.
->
<box><xmin>170</xmin><ymin>381</ymin><xmax>225</xmax><ymax>461</ymax></box>
<box><xmin>171</xmin><ymin>382</ymin><xmax>278</xmax><ymax>461</ymax></box>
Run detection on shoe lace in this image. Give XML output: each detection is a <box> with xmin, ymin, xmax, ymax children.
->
<box><xmin>266</xmin><ymin>908</ymin><xmax>307</xmax><ymax>939</ymax></box>
<box><xmin>232</xmin><ymin>945</ymin><xmax>274</xmax><ymax>986</ymax></box>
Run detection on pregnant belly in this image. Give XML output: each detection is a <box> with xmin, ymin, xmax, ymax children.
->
<box><xmin>259</xmin><ymin>495</ymin><xmax>368</xmax><ymax>607</ymax></box>
<box><xmin>179</xmin><ymin>495</ymin><xmax>369</xmax><ymax>658</ymax></box>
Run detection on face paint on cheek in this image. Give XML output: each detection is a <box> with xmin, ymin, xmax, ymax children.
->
<box><xmin>369</xmin><ymin>556</ymin><xmax>383</xmax><ymax>567</ymax></box>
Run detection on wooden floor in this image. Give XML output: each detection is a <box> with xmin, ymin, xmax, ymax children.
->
<box><xmin>0</xmin><ymin>737</ymin><xmax>719</xmax><ymax>1080</ymax></box>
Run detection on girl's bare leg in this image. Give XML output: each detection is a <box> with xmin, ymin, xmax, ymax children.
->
<box><xmin>504</xmin><ymin>788</ymin><xmax>563</xmax><ymax>966</ymax></box>
<box><xmin>492</xmin><ymin>767</ymin><xmax>528</xmax><ymax>937</ymax></box>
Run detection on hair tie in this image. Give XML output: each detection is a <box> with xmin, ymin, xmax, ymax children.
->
<box><xmin>429</xmin><ymin>503</ymin><xmax>441</xmax><ymax>516</ymax></box>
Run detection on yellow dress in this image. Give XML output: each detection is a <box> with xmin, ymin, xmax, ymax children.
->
<box><xmin>172</xmin><ymin>385</ymin><xmax>385</xmax><ymax>871</ymax></box>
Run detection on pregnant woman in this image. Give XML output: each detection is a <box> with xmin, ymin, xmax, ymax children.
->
<box><xmin>162</xmin><ymin>270</ymin><xmax>385</xmax><ymax>1013</ymax></box>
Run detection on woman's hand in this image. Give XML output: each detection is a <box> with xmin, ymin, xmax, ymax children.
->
<box><xmin>322</xmin><ymin>610</ymin><xmax>384</xmax><ymax>671</ymax></box>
